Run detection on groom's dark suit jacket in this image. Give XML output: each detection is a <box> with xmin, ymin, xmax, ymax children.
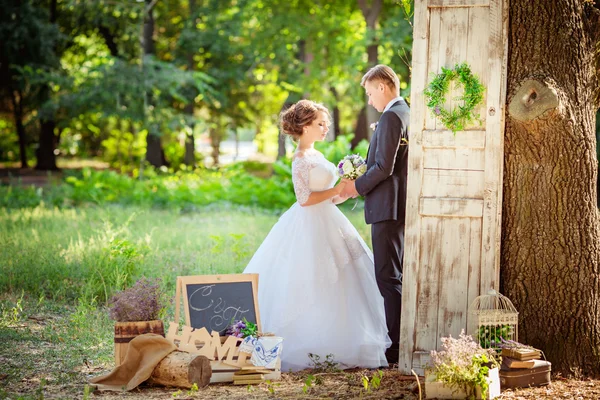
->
<box><xmin>355</xmin><ymin>99</ymin><xmax>410</xmax><ymax>225</ymax></box>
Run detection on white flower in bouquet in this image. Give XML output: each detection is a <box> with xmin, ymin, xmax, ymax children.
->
<box><xmin>337</xmin><ymin>154</ymin><xmax>366</xmax><ymax>180</ymax></box>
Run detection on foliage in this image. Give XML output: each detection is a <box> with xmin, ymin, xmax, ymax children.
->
<box><xmin>424</xmin><ymin>63</ymin><xmax>485</xmax><ymax>134</ymax></box>
<box><xmin>1</xmin><ymin>134</ymin><xmax>366</xmax><ymax>211</ymax></box>
<box><xmin>361</xmin><ymin>370</ymin><xmax>384</xmax><ymax>392</ymax></box>
<box><xmin>478</xmin><ymin>324</ymin><xmax>513</xmax><ymax>349</ymax></box>
<box><xmin>108</xmin><ymin>277</ymin><xmax>168</xmax><ymax>322</ymax></box>
<box><xmin>308</xmin><ymin>353</ymin><xmax>340</xmax><ymax>373</ymax></box>
<box><xmin>0</xmin><ymin>294</ymin><xmax>113</xmax><ymax>396</ymax></box>
<box><xmin>428</xmin><ymin>331</ymin><xmax>499</xmax><ymax>400</ymax></box>
<box><xmin>226</xmin><ymin>317</ymin><xmax>258</xmax><ymax>338</ymax></box>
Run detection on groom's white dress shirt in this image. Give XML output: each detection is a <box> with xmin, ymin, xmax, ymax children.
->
<box><xmin>383</xmin><ymin>96</ymin><xmax>404</xmax><ymax>113</ymax></box>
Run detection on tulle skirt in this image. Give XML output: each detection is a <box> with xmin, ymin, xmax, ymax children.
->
<box><xmin>243</xmin><ymin>201</ymin><xmax>391</xmax><ymax>371</ymax></box>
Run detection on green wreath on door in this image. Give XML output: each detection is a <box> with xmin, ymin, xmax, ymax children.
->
<box><xmin>424</xmin><ymin>63</ymin><xmax>486</xmax><ymax>134</ymax></box>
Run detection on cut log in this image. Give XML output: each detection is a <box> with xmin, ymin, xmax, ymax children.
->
<box><xmin>148</xmin><ymin>351</ymin><xmax>211</xmax><ymax>389</ymax></box>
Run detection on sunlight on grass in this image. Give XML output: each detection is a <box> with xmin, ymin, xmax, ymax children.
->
<box><xmin>0</xmin><ymin>204</ymin><xmax>371</xmax><ymax>303</ymax></box>
<box><xmin>0</xmin><ymin>203</ymin><xmax>371</xmax><ymax>398</ymax></box>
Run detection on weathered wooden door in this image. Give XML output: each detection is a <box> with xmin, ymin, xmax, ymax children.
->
<box><xmin>399</xmin><ymin>0</ymin><xmax>509</xmax><ymax>374</ymax></box>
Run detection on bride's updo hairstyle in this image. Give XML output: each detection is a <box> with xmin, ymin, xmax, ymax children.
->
<box><xmin>280</xmin><ymin>100</ymin><xmax>330</xmax><ymax>141</ymax></box>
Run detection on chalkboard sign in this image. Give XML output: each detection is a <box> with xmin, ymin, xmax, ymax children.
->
<box><xmin>175</xmin><ymin>274</ymin><xmax>261</xmax><ymax>336</ymax></box>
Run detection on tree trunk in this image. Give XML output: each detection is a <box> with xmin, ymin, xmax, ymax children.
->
<box><xmin>356</xmin><ymin>0</ymin><xmax>382</xmax><ymax>146</ymax></box>
<box><xmin>277</xmin><ymin>40</ymin><xmax>307</xmax><ymax>159</ymax></box>
<box><xmin>352</xmin><ymin>107</ymin><xmax>367</xmax><ymax>148</ymax></box>
<box><xmin>596</xmin><ymin>109</ymin><xmax>600</xmax><ymax>208</ymax></box>
<box><xmin>143</xmin><ymin>0</ymin><xmax>164</xmax><ymax>168</ymax></box>
<box><xmin>209</xmin><ymin>125</ymin><xmax>222</xmax><ymax>167</ymax></box>
<box><xmin>364</xmin><ymin>41</ymin><xmax>379</xmax><ymax>138</ymax></box>
<box><xmin>36</xmin><ymin>120</ymin><xmax>58</xmax><ymax>170</ymax></box>
<box><xmin>10</xmin><ymin>90</ymin><xmax>28</xmax><ymax>168</ymax></box>
<box><xmin>183</xmin><ymin>0</ymin><xmax>197</xmax><ymax>167</ymax></box>
<box><xmin>145</xmin><ymin>133</ymin><xmax>164</xmax><ymax>167</ymax></box>
<box><xmin>184</xmin><ymin>103</ymin><xmax>196</xmax><ymax>167</ymax></box>
<box><xmin>330</xmin><ymin>86</ymin><xmax>341</xmax><ymax>138</ymax></box>
<box><xmin>148</xmin><ymin>351</ymin><xmax>211</xmax><ymax>389</ymax></box>
<box><xmin>277</xmin><ymin>99</ymin><xmax>295</xmax><ymax>160</ymax></box>
<box><xmin>35</xmin><ymin>0</ymin><xmax>58</xmax><ymax>171</ymax></box>
<box><xmin>501</xmin><ymin>0</ymin><xmax>600</xmax><ymax>375</ymax></box>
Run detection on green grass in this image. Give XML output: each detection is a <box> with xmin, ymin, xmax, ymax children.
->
<box><xmin>0</xmin><ymin>204</ymin><xmax>370</xmax><ymax>303</ymax></box>
<box><xmin>0</xmin><ymin>203</ymin><xmax>371</xmax><ymax>398</ymax></box>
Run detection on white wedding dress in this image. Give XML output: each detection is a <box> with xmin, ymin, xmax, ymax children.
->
<box><xmin>243</xmin><ymin>149</ymin><xmax>391</xmax><ymax>371</ymax></box>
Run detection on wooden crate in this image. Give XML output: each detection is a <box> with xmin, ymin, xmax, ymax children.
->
<box><xmin>165</xmin><ymin>321</ymin><xmax>281</xmax><ymax>384</ymax></box>
<box><xmin>425</xmin><ymin>368</ymin><xmax>500</xmax><ymax>399</ymax></box>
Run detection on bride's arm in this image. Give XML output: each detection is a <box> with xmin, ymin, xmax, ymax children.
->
<box><xmin>300</xmin><ymin>182</ymin><xmax>347</xmax><ymax>207</ymax></box>
<box><xmin>331</xmin><ymin>194</ymin><xmax>348</xmax><ymax>205</ymax></box>
<box><xmin>293</xmin><ymin>155</ymin><xmax>349</xmax><ymax>207</ymax></box>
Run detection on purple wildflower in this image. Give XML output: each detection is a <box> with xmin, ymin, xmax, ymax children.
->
<box><xmin>109</xmin><ymin>277</ymin><xmax>168</xmax><ymax>322</ymax></box>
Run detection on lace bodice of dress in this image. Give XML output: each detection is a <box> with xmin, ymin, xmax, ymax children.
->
<box><xmin>291</xmin><ymin>150</ymin><xmax>337</xmax><ymax>205</ymax></box>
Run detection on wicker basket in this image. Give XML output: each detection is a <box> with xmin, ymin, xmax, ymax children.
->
<box><xmin>469</xmin><ymin>290</ymin><xmax>518</xmax><ymax>351</ymax></box>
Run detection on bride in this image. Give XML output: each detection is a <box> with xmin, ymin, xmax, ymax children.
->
<box><xmin>243</xmin><ymin>100</ymin><xmax>391</xmax><ymax>371</ymax></box>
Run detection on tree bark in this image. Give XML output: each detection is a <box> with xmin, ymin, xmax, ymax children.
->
<box><xmin>183</xmin><ymin>107</ymin><xmax>196</xmax><ymax>166</ymax></box>
<box><xmin>277</xmin><ymin>40</ymin><xmax>307</xmax><ymax>159</ymax></box>
<box><xmin>183</xmin><ymin>0</ymin><xmax>197</xmax><ymax>167</ymax></box>
<box><xmin>596</xmin><ymin>109</ymin><xmax>600</xmax><ymax>208</ymax></box>
<box><xmin>143</xmin><ymin>0</ymin><xmax>165</xmax><ymax>168</ymax></box>
<box><xmin>501</xmin><ymin>0</ymin><xmax>600</xmax><ymax>375</ymax></box>
<box><xmin>10</xmin><ymin>90</ymin><xmax>28</xmax><ymax>168</ymax></box>
<box><xmin>355</xmin><ymin>0</ymin><xmax>382</xmax><ymax>146</ymax></box>
<box><xmin>209</xmin><ymin>126</ymin><xmax>221</xmax><ymax>167</ymax></box>
<box><xmin>148</xmin><ymin>351</ymin><xmax>211</xmax><ymax>389</ymax></box>
<box><xmin>35</xmin><ymin>0</ymin><xmax>58</xmax><ymax>171</ymax></box>
<box><xmin>330</xmin><ymin>86</ymin><xmax>341</xmax><ymax>138</ymax></box>
<box><xmin>36</xmin><ymin>120</ymin><xmax>58</xmax><ymax>170</ymax></box>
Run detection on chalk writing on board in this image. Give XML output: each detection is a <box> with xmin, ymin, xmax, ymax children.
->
<box><xmin>188</xmin><ymin>284</ymin><xmax>251</xmax><ymax>333</ymax></box>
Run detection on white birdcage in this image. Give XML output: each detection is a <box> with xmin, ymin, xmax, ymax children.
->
<box><xmin>469</xmin><ymin>290</ymin><xmax>518</xmax><ymax>351</ymax></box>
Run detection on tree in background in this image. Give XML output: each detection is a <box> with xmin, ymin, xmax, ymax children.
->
<box><xmin>0</xmin><ymin>0</ymin><xmax>62</xmax><ymax>168</ymax></box>
<box><xmin>0</xmin><ymin>0</ymin><xmax>414</xmax><ymax>169</ymax></box>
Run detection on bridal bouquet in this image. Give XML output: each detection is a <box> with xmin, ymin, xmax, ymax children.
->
<box><xmin>337</xmin><ymin>154</ymin><xmax>367</xmax><ymax>180</ymax></box>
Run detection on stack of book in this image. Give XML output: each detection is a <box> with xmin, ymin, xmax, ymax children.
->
<box><xmin>232</xmin><ymin>366</ymin><xmax>273</xmax><ymax>385</ymax></box>
<box><xmin>499</xmin><ymin>347</ymin><xmax>551</xmax><ymax>389</ymax></box>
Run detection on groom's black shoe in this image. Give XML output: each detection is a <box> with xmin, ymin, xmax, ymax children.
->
<box><xmin>385</xmin><ymin>346</ymin><xmax>399</xmax><ymax>365</ymax></box>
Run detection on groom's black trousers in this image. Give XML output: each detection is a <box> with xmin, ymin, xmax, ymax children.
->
<box><xmin>371</xmin><ymin>219</ymin><xmax>404</xmax><ymax>362</ymax></box>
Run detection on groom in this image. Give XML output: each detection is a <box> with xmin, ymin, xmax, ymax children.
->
<box><xmin>341</xmin><ymin>64</ymin><xmax>409</xmax><ymax>365</ymax></box>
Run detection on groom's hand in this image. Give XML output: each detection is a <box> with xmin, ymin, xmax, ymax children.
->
<box><xmin>340</xmin><ymin>180</ymin><xmax>359</xmax><ymax>199</ymax></box>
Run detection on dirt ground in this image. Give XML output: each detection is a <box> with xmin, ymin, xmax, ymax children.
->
<box><xmin>4</xmin><ymin>362</ymin><xmax>600</xmax><ymax>400</ymax></box>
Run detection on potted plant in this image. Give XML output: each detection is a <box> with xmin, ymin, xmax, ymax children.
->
<box><xmin>109</xmin><ymin>277</ymin><xmax>169</xmax><ymax>366</ymax></box>
<box><xmin>425</xmin><ymin>331</ymin><xmax>501</xmax><ymax>399</ymax></box>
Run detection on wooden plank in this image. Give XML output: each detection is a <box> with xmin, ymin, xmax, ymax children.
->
<box><xmin>479</xmin><ymin>0</ymin><xmax>508</xmax><ymax>293</ymax></box>
<box><xmin>179</xmin><ymin>274</ymin><xmax>262</xmax><ymax>334</ymax></box>
<box><xmin>423</xmin><ymin>147</ymin><xmax>485</xmax><ymax>170</ymax></box>
<box><xmin>398</xmin><ymin>0</ymin><xmax>430</xmax><ymax>375</ymax></box>
<box><xmin>413</xmin><ymin>217</ymin><xmax>443</xmax><ymax>356</ymax></box>
<box><xmin>443</xmin><ymin>7</ymin><xmax>469</xmax><ymax>131</ymax></box>
<box><xmin>467</xmin><ymin>218</ymin><xmax>483</xmax><ymax>338</ymax></box>
<box><xmin>425</xmin><ymin>9</ymin><xmax>442</xmax><ymax>131</ymax></box>
<box><xmin>421</xmin><ymin>169</ymin><xmax>484</xmax><ymax>198</ymax></box>
<box><xmin>436</xmin><ymin>219</ymin><xmax>470</xmax><ymax>343</ymax></box>
<box><xmin>410</xmin><ymin>351</ymin><xmax>431</xmax><ymax>377</ymax></box>
<box><xmin>422</xmin><ymin>130</ymin><xmax>486</xmax><ymax>148</ymax></box>
<box><xmin>465</xmin><ymin>6</ymin><xmax>490</xmax><ymax>130</ymax></box>
<box><xmin>420</xmin><ymin>198</ymin><xmax>483</xmax><ymax>218</ymax></box>
<box><xmin>428</xmin><ymin>0</ymin><xmax>490</xmax><ymax>6</ymax></box>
